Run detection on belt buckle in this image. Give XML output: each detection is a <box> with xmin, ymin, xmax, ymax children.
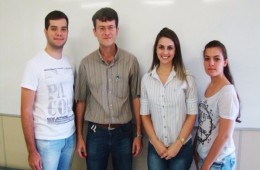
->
<box><xmin>108</xmin><ymin>124</ymin><xmax>115</xmax><ymax>130</ymax></box>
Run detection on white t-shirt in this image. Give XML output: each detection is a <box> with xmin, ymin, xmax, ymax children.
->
<box><xmin>140</xmin><ymin>67</ymin><xmax>198</xmax><ymax>147</ymax></box>
<box><xmin>21</xmin><ymin>51</ymin><xmax>75</xmax><ymax>140</ymax></box>
<box><xmin>197</xmin><ymin>85</ymin><xmax>239</xmax><ymax>162</ymax></box>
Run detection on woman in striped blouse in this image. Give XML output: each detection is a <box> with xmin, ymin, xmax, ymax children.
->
<box><xmin>140</xmin><ymin>27</ymin><xmax>198</xmax><ymax>170</ymax></box>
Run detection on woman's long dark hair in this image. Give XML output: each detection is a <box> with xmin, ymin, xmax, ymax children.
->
<box><xmin>150</xmin><ymin>27</ymin><xmax>187</xmax><ymax>82</ymax></box>
<box><xmin>204</xmin><ymin>40</ymin><xmax>241</xmax><ymax>123</ymax></box>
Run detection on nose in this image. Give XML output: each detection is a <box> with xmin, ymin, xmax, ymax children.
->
<box><xmin>209</xmin><ymin>59</ymin><xmax>214</xmax><ymax>66</ymax></box>
<box><xmin>163</xmin><ymin>48</ymin><xmax>168</xmax><ymax>55</ymax></box>
<box><xmin>56</xmin><ymin>29</ymin><xmax>62</xmax><ymax>36</ymax></box>
<box><xmin>103</xmin><ymin>27</ymin><xmax>111</xmax><ymax>35</ymax></box>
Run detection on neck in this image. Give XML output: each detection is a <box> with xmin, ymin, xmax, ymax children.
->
<box><xmin>45</xmin><ymin>46</ymin><xmax>63</xmax><ymax>60</ymax></box>
<box><xmin>99</xmin><ymin>44</ymin><xmax>117</xmax><ymax>62</ymax></box>
<box><xmin>210</xmin><ymin>74</ymin><xmax>229</xmax><ymax>86</ymax></box>
<box><xmin>157</xmin><ymin>64</ymin><xmax>173</xmax><ymax>74</ymax></box>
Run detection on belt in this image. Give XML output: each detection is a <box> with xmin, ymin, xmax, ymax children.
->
<box><xmin>94</xmin><ymin>123</ymin><xmax>123</xmax><ymax>130</ymax></box>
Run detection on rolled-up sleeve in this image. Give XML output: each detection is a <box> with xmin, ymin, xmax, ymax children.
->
<box><xmin>140</xmin><ymin>74</ymin><xmax>149</xmax><ymax>115</ymax></box>
<box><xmin>185</xmin><ymin>75</ymin><xmax>198</xmax><ymax>115</ymax></box>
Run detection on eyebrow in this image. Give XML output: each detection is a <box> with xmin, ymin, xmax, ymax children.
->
<box><xmin>158</xmin><ymin>44</ymin><xmax>174</xmax><ymax>47</ymax></box>
<box><xmin>204</xmin><ymin>54</ymin><xmax>221</xmax><ymax>58</ymax></box>
<box><xmin>49</xmin><ymin>25</ymin><xmax>68</xmax><ymax>28</ymax></box>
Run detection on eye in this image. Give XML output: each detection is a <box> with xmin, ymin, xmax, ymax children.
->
<box><xmin>97</xmin><ymin>27</ymin><xmax>105</xmax><ymax>32</ymax></box>
<box><xmin>50</xmin><ymin>27</ymin><xmax>57</xmax><ymax>31</ymax></box>
<box><xmin>108</xmin><ymin>25</ymin><xmax>115</xmax><ymax>31</ymax></box>
<box><xmin>167</xmin><ymin>46</ymin><xmax>174</xmax><ymax>50</ymax></box>
<box><xmin>158</xmin><ymin>45</ymin><xmax>165</xmax><ymax>50</ymax></box>
<box><xmin>214</xmin><ymin>57</ymin><xmax>221</xmax><ymax>61</ymax></box>
<box><xmin>204</xmin><ymin>57</ymin><xmax>210</xmax><ymax>61</ymax></box>
<box><xmin>61</xmin><ymin>27</ymin><xmax>68</xmax><ymax>32</ymax></box>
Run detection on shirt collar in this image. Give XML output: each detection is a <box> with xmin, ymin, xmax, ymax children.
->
<box><xmin>98</xmin><ymin>44</ymin><xmax>119</xmax><ymax>66</ymax></box>
<box><xmin>150</xmin><ymin>65</ymin><xmax>177</xmax><ymax>82</ymax></box>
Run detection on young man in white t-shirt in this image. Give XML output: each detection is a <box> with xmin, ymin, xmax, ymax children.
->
<box><xmin>21</xmin><ymin>10</ymin><xmax>75</xmax><ymax>170</ymax></box>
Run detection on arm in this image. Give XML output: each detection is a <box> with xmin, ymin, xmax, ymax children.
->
<box><xmin>131</xmin><ymin>97</ymin><xmax>142</xmax><ymax>157</ymax></box>
<box><xmin>141</xmin><ymin>115</ymin><xmax>168</xmax><ymax>158</ymax></box>
<box><xmin>165</xmin><ymin>75</ymin><xmax>198</xmax><ymax>159</ymax></box>
<box><xmin>75</xmin><ymin>101</ymin><xmax>87</xmax><ymax>158</ymax></box>
<box><xmin>201</xmin><ymin>118</ymin><xmax>235</xmax><ymax>170</ymax></box>
<box><xmin>21</xmin><ymin>88</ymin><xmax>42</xmax><ymax>170</ymax></box>
<box><xmin>165</xmin><ymin>114</ymin><xmax>196</xmax><ymax>159</ymax></box>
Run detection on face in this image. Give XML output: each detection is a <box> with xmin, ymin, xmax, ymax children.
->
<box><xmin>204</xmin><ymin>47</ymin><xmax>228</xmax><ymax>78</ymax></box>
<box><xmin>93</xmin><ymin>20</ymin><xmax>118</xmax><ymax>48</ymax></box>
<box><xmin>44</xmin><ymin>19</ymin><xmax>68</xmax><ymax>49</ymax></box>
<box><xmin>156</xmin><ymin>37</ymin><xmax>175</xmax><ymax>66</ymax></box>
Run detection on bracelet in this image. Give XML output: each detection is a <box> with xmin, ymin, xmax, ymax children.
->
<box><xmin>177</xmin><ymin>135</ymin><xmax>185</xmax><ymax>145</ymax></box>
<box><xmin>135</xmin><ymin>133</ymin><xmax>143</xmax><ymax>139</ymax></box>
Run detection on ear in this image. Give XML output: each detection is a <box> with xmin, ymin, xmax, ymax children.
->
<box><xmin>224</xmin><ymin>59</ymin><xmax>228</xmax><ymax>67</ymax></box>
<box><xmin>93</xmin><ymin>28</ymin><xmax>97</xmax><ymax>37</ymax></box>
<box><xmin>116</xmin><ymin>27</ymin><xmax>119</xmax><ymax>36</ymax></box>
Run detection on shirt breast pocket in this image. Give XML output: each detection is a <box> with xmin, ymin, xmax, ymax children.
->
<box><xmin>113</xmin><ymin>76</ymin><xmax>128</xmax><ymax>99</ymax></box>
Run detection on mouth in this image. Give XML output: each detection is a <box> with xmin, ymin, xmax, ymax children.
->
<box><xmin>161</xmin><ymin>56</ymin><xmax>170</xmax><ymax>59</ymax></box>
<box><xmin>54</xmin><ymin>38</ymin><xmax>64</xmax><ymax>41</ymax></box>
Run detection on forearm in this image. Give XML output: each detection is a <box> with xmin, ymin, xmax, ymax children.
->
<box><xmin>203</xmin><ymin>135</ymin><xmax>229</xmax><ymax>167</ymax></box>
<box><xmin>141</xmin><ymin>115</ymin><xmax>158</xmax><ymax>143</ymax></box>
<box><xmin>132</xmin><ymin>97</ymin><xmax>142</xmax><ymax>135</ymax></box>
<box><xmin>21</xmin><ymin>88</ymin><xmax>37</xmax><ymax>154</ymax></box>
<box><xmin>177</xmin><ymin>114</ymin><xmax>196</xmax><ymax>144</ymax></box>
<box><xmin>203</xmin><ymin>118</ymin><xmax>235</xmax><ymax>168</ymax></box>
<box><xmin>21</xmin><ymin>111</ymin><xmax>37</xmax><ymax>153</ymax></box>
<box><xmin>75</xmin><ymin>101</ymin><xmax>86</xmax><ymax>139</ymax></box>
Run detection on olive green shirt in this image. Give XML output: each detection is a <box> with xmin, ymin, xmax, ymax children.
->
<box><xmin>75</xmin><ymin>47</ymin><xmax>140</xmax><ymax>124</ymax></box>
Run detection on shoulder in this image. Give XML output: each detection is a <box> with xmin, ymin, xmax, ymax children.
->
<box><xmin>141</xmin><ymin>72</ymin><xmax>153</xmax><ymax>82</ymax></box>
<box><xmin>220</xmin><ymin>85</ymin><xmax>237</xmax><ymax>95</ymax></box>
<box><xmin>118</xmin><ymin>48</ymin><xmax>137</xmax><ymax>60</ymax></box>
<box><xmin>185</xmin><ymin>70</ymin><xmax>194</xmax><ymax>78</ymax></box>
<box><xmin>185</xmin><ymin>70</ymin><xmax>196</xmax><ymax>83</ymax></box>
<box><xmin>25</xmin><ymin>51</ymin><xmax>46</xmax><ymax>69</ymax></box>
<box><xmin>80</xmin><ymin>50</ymin><xmax>99</xmax><ymax>64</ymax></box>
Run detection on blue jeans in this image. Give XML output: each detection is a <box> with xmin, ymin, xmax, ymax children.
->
<box><xmin>36</xmin><ymin>133</ymin><xmax>76</xmax><ymax>170</ymax></box>
<box><xmin>199</xmin><ymin>153</ymin><xmax>236</xmax><ymax>170</ymax></box>
<box><xmin>148</xmin><ymin>139</ymin><xmax>193</xmax><ymax>170</ymax></box>
<box><xmin>86</xmin><ymin>121</ymin><xmax>133</xmax><ymax>170</ymax></box>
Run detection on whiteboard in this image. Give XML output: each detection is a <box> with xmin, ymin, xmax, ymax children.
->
<box><xmin>0</xmin><ymin>0</ymin><xmax>259</xmax><ymax>129</ymax></box>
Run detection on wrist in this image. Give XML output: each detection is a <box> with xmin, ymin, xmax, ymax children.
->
<box><xmin>135</xmin><ymin>133</ymin><xmax>143</xmax><ymax>139</ymax></box>
<box><xmin>177</xmin><ymin>135</ymin><xmax>185</xmax><ymax>145</ymax></box>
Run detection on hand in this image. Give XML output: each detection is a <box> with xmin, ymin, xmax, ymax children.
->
<box><xmin>152</xmin><ymin>140</ymin><xmax>168</xmax><ymax>159</ymax></box>
<box><xmin>132</xmin><ymin>137</ymin><xmax>142</xmax><ymax>157</ymax></box>
<box><xmin>164</xmin><ymin>142</ymin><xmax>181</xmax><ymax>160</ymax></box>
<box><xmin>28</xmin><ymin>151</ymin><xmax>42</xmax><ymax>170</ymax></box>
<box><xmin>201</xmin><ymin>163</ymin><xmax>210</xmax><ymax>170</ymax></box>
<box><xmin>76</xmin><ymin>137</ymin><xmax>87</xmax><ymax>158</ymax></box>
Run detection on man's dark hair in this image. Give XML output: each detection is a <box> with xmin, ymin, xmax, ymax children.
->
<box><xmin>45</xmin><ymin>10</ymin><xmax>68</xmax><ymax>30</ymax></box>
<box><xmin>92</xmin><ymin>7</ymin><xmax>118</xmax><ymax>28</ymax></box>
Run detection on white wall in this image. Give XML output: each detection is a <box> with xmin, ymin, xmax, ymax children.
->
<box><xmin>0</xmin><ymin>0</ymin><xmax>260</xmax><ymax>129</ymax></box>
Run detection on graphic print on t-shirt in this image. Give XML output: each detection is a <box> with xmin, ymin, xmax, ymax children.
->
<box><xmin>197</xmin><ymin>100</ymin><xmax>216</xmax><ymax>145</ymax></box>
<box><xmin>45</xmin><ymin>67</ymin><xmax>74</xmax><ymax>125</ymax></box>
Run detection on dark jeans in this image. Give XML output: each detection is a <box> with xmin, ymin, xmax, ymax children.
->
<box><xmin>148</xmin><ymin>139</ymin><xmax>193</xmax><ymax>170</ymax></box>
<box><xmin>86</xmin><ymin>121</ymin><xmax>133</xmax><ymax>170</ymax></box>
